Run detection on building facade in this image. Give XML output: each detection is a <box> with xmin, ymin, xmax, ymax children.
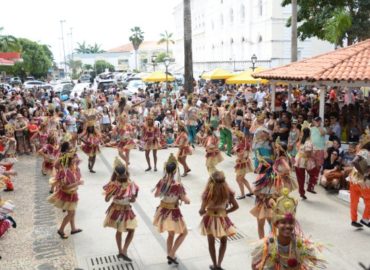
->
<box><xmin>173</xmin><ymin>0</ymin><xmax>334</xmax><ymax>76</ymax></box>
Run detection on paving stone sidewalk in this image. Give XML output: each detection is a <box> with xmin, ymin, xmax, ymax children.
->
<box><xmin>0</xmin><ymin>156</ymin><xmax>78</xmax><ymax>270</ymax></box>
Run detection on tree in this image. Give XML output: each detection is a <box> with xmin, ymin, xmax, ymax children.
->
<box><xmin>66</xmin><ymin>59</ymin><xmax>83</xmax><ymax>79</ymax></box>
<box><xmin>282</xmin><ymin>0</ymin><xmax>370</xmax><ymax>46</ymax></box>
<box><xmin>323</xmin><ymin>8</ymin><xmax>352</xmax><ymax>48</ymax></box>
<box><xmin>75</xmin><ymin>42</ymin><xmax>105</xmax><ymax>54</ymax></box>
<box><xmin>0</xmin><ymin>38</ymin><xmax>53</xmax><ymax>78</ymax></box>
<box><xmin>183</xmin><ymin>0</ymin><xmax>194</xmax><ymax>93</ymax></box>
<box><xmin>94</xmin><ymin>60</ymin><xmax>114</xmax><ymax>75</ymax></box>
<box><xmin>158</xmin><ymin>31</ymin><xmax>175</xmax><ymax>55</ymax></box>
<box><xmin>155</xmin><ymin>52</ymin><xmax>169</xmax><ymax>63</ymax></box>
<box><xmin>83</xmin><ymin>64</ymin><xmax>93</xmax><ymax>71</ymax></box>
<box><xmin>129</xmin><ymin>26</ymin><xmax>144</xmax><ymax>70</ymax></box>
<box><xmin>0</xmin><ymin>27</ymin><xmax>21</xmax><ymax>52</ymax></box>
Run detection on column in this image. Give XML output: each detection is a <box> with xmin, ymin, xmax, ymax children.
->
<box><xmin>271</xmin><ymin>83</ymin><xmax>276</xmax><ymax>112</ymax></box>
<box><xmin>319</xmin><ymin>85</ymin><xmax>326</xmax><ymax>126</ymax></box>
<box><xmin>288</xmin><ymin>83</ymin><xmax>293</xmax><ymax>111</ymax></box>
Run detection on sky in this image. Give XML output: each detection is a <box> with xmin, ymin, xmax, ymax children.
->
<box><xmin>1</xmin><ymin>0</ymin><xmax>180</xmax><ymax>64</ymax></box>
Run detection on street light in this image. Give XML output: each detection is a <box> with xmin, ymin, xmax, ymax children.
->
<box><xmin>164</xmin><ymin>56</ymin><xmax>170</xmax><ymax>90</ymax></box>
<box><xmin>60</xmin><ymin>20</ymin><xmax>67</xmax><ymax>77</ymax></box>
<box><xmin>251</xmin><ymin>54</ymin><xmax>257</xmax><ymax>71</ymax></box>
<box><xmin>151</xmin><ymin>55</ymin><xmax>157</xmax><ymax>71</ymax></box>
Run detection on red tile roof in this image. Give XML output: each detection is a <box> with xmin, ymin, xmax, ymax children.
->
<box><xmin>253</xmin><ymin>39</ymin><xmax>370</xmax><ymax>82</ymax></box>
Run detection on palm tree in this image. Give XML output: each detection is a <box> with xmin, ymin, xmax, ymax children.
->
<box><xmin>158</xmin><ymin>31</ymin><xmax>175</xmax><ymax>56</ymax></box>
<box><xmin>129</xmin><ymin>26</ymin><xmax>144</xmax><ymax>70</ymax></box>
<box><xmin>291</xmin><ymin>0</ymin><xmax>298</xmax><ymax>62</ymax></box>
<box><xmin>183</xmin><ymin>0</ymin><xmax>194</xmax><ymax>93</ymax></box>
<box><xmin>0</xmin><ymin>27</ymin><xmax>21</xmax><ymax>52</ymax></box>
<box><xmin>324</xmin><ymin>8</ymin><xmax>352</xmax><ymax>48</ymax></box>
<box><xmin>75</xmin><ymin>41</ymin><xmax>89</xmax><ymax>54</ymax></box>
<box><xmin>88</xmin><ymin>43</ymin><xmax>105</xmax><ymax>53</ymax></box>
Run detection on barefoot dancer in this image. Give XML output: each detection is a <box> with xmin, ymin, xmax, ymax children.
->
<box><xmin>199</xmin><ymin>171</ymin><xmax>239</xmax><ymax>270</ymax></box>
<box><xmin>48</xmin><ymin>142</ymin><xmax>83</xmax><ymax>239</ymax></box>
<box><xmin>233</xmin><ymin>130</ymin><xmax>254</xmax><ymax>200</ymax></box>
<box><xmin>174</xmin><ymin>123</ymin><xmax>192</xmax><ymax>176</ymax></box>
<box><xmin>103</xmin><ymin>157</ymin><xmax>139</xmax><ymax>262</ymax></box>
<box><xmin>142</xmin><ymin>115</ymin><xmax>160</xmax><ymax>171</ymax></box>
<box><xmin>80</xmin><ymin>123</ymin><xmax>101</xmax><ymax>173</ymax></box>
<box><xmin>153</xmin><ymin>154</ymin><xmax>190</xmax><ymax>265</ymax></box>
<box><xmin>116</xmin><ymin>113</ymin><xmax>135</xmax><ymax>167</ymax></box>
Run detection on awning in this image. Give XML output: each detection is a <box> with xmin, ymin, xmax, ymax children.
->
<box><xmin>142</xmin><ymin>71</ymin><xmax>175</xmax><ymax>82</ymax></box>
<box><xmin>226</xmin><ymin>69</ymin><xmax>269</xmax><ymax>84</ymax></box>
<box><xmin>201</xmin><ymin>68</ymin><xmax>233</xmax><ymax>80</ymax></box>
<box><xmin>0</xmin><ymin>58</ymin><xmax>14</xmax><ymax>66</ymax></box>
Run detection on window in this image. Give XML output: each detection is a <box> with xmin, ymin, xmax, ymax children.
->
<box><xmin>240</xmin><ymin>5</ymin><xmax>245</xmax><ymax>21</ymax></box>
<box><xmin>230</xmin><ymin>9</ymin><xmax>234</xmax><ymax>23</ymax></box>
<box><xmin>259</xmin><ymin>0</ymin><xmax>263</xmax><ymax>16</ymax></box>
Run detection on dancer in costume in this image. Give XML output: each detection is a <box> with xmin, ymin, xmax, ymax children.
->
<box><xmin>349</xmin><ymin>129</ymin><xmax>370</xmax><ymax>228</ymax></box>
<box><xmin>115</xmin><ymin>113</ymin><xmax>135</xmax><ymax>167</ymax></box>
<box><xmin>174</xmin><ymin>123</ymin><xmax>192</xmax><ymax>177</ymax></box>
<box><xmin>204</xmin><ymin>126</ymin><xmax>223</xmax><ymax>175</ymax></box>
<box><xmin>80</xmin><ymin>123</ymin><xmax>101</xmax><ymax>173</ymax></box>
<box><xmin>250</xmin><ymin>154</ymin><xmax>276</xmax><ymax>239</ymax></box>
<box><xmin>38</xmin><ymin>134</ymin><xmax>59</xmax><ymax>176</ymax></box>
<box><xmin>48</xmin><ymin>142</ymin><xmax>83</xmax><ymax>239</ymax></box>
<box><xmin>199</xmin><ymin>170</ymin><xmax>239</xmax><ymax>270</ymax></box>
<box><xmin>294</xmin><ymin>124</ymin><xmax>317</xmax><ymax>200</ymax></box>
<box><xmin>233</xmin><ymin>130</ymin><xmax>254</xmax><ymax>200</ymax></box>
<box><xmin>273</xmin><ymin>137</ymin><xmax>298</xmax><ymax>193</ymax></box>
<box><xmin>153</xmin><ymin>153</ymin><xmax>190</xmax><ymax>265</ymax></box>
<box><xmin>103</xmin><ymin>157</ymin><xmax>139</xmax><ymax>262</ymax></box>
<box><xmin>142</xmin><ymin>115</ymin><xmax>160</xmax><ymax>171</ymax></box>
<box><xmin>251</xmin><ymin>188</ymin><xmax>326</xmax><ymax>270</ymax></box>
<box><xmin>0</xmin><ymin>194</ymin><xmax>17</xmax><ymax>260</ymax></box>
<box><xmin>252</xmin><ymin>113</ymin><xmax>272</xmax><ymax>169</ymax></box>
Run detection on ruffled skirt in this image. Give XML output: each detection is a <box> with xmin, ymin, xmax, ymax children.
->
<box><xmin>200</xmin><ymin>210</ymin><xmax>236</xmax><ymax>238</ymax></box>
<box><xmin>104</xmin><ymin>203</ymin><xmax>137</xmax><ymax>232</ymax></box>
<box><xmin>48</xmin><ymin>190</ymin><xmax>78</xmax><ymax>211</ymax></box>
<box><xmin>81</xmin><ymin>144</ymin><xmax>100</xmax><ymax>157</ymax></box>
<box><xmin>250</xmin><ymin>196</ymin><xmax>274</xmax><ymax>220</ymax></box>
<box><xmin>153</xmin><ymin>205</ymin><xmax>187</xmax><ymax>234</ymax></box>
<box><xmin>206</xmin><ymin>151</ymin><xmax>223</xmax><ymax>168</ymax></box>
<box><xmin>118</xmin><ymin>139</ymin><xmax>135</xmax><ymax>151</ymax></box>
<box><xmin>42</xmin><ymin>161</ymin><xmax>54</xmax><ymax>175</ymax></box>
<box><xmin>144</xmin><ymin>140</ymin><xmax>159</xmax><ymax>151</ymax></box>
<box><xmin>235</xmin><ymin>159</ymin><xmax>253</xmax><ymax>177</ymax></box>
<box><xmin>178</xmin><ymin>146</ymin><xmax>192</xmax><ymax>158</ymax></box>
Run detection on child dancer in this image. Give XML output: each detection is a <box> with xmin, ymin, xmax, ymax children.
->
<box><xmin>204</xmin><ymin>126</ymin><xmax>223</xmax><ymax>175</ymax></box>
<box><xmin>153</xmin><ymin>154</ymin><xmax>190</xmax><ymax>265</ymax></box>
<box><xmin>103</xmin><ymin>157</ymin><xmax>139</xmax><ymax>262</ymax></box>
<box><xmin>38</xmin><ymin>134</ymin><xmax>59</xmax><ymax>176</ymax></box>
<box><xmin>142</xmin><ymin>115</ymin><xmax>160</xmax><ymax>171</ymax></box>
<box><xmin>80</xmin><ymin>123</ymin><xmax>101</xmax><ymax>173</ymax></box>
<box><xmin>174</xmin><ymin>123</ymin><xmax>192</xmax><ymax>176</ymax></box>
<box><xmin>116</xmin><ymin>113</ymin><xmax>136</xmax><ymax>167</ymax></box>
<box><xmin>199</xmin><ymin>170</ymin><xmax>239</xmax><ymax>270</ymax></box>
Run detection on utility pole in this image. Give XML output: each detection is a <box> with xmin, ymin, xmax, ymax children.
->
<box><xmin>60</xmin><ymin>20</ymin><xmax>67</xmax><ymax>76</ymax></box>
<box><xmin>67</xmin><ymin>27</ymin><xmax>73</xmax><ymax>61</ymax></box>
<box><xmin>291</xmin><ymin>0</ymin><xmax>298</xmax><ymax>62</ymax></box>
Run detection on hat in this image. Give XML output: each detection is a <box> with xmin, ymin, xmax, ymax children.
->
<box><xmin>314</xmin><ymin>116</ymin><xmax>322</xmax><ymax>122</ymax></box>
<box><xmin>272</xmin><ymin>188</ymin><xmax>298</xmax><ymax>224</ymax></box>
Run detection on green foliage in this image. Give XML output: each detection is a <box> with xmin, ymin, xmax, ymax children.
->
<box><xmin>75</xmin><ymin>41</ymin><xmax>105</xmax><ymax>54</ymax></box>
<box><xmin>282</xmin><ymin>0</ymin><xmax>370</xmax><ymax>45</ymax></box>
<box><xmin>94</xmin><ymin>60</ymin><xmax>114</xmax><ymax>74</ymax></box>
<box><xmin>83</xmin><ymin>64</ymin><xmax>93</xmax><ymax>71</ymax></box>
<box><xmin>0</xmin><ymin>27</ymin><xmax>21</xmax><ymax>52</ymax></box>
<box><xmin>158</xmin><ymin>31</ymin><xmax>175</xmax><ymax>54</ymax></box>
<box><xmin>0</xmin><ymin>38</ymin><xmax>53</xmax><ymax>78</ymax></box>
<box><xmin>66</xmin><ymin>59</ymin><xmax>83</xmax><ymax>79</ymax></box>
<box><xmin>129</xmin><ymin>26</ymin><xmax>144</xmax><ymax>51</ymax></box>
<box><xmin>155</xmin><ymin>52</ymin><xmax>170</xmax><ymax>63</ymax></box>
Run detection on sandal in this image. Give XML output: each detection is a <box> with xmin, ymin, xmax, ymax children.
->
<box><xmin>246</xmin><ymin>192</ymin><xmax>254</xmax><ymax>197</ymax></box>
<box><xmin>118</xmin><ymin>253</ymin><xmax>132</xmax><ymax>262</ymax></box>
<box><xmin>167</xmin><ymin>256</ymin><xmax>178</xmax><ymax>265</ymax></box>
<box><xmin>57</xmin><ymin>230</ymin><xmax>68</xmax><ymax>239</ymax></box>
<box><xmin>154</xmin><ymin>168</ymin><xmax>158</xmax><ymax>172</ymax></box>
<box><xmin>71</xmin><ymin>229</ymin><xmax>83</xmax><ymax>235</ymax></box>
<box><xmin>236</xmin><ymin>195</ymin><xmax>246</xmax><ymax>200</ymax></box>
<box><xmin>145</xmin><ymin>167</ymin><xmax>151</xmax><ymax>172</ymax></box>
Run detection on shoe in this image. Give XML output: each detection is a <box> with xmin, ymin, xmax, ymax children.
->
<box><xmin>89</xmin><ymin>170</ymin><xmax>96</xmax><ymax>173</ymax></box>
<box><xmin>57</xmin><ymin>230</ymin><xmax>68</xmax><ymax>239</ymax></box>
<box><xmin>154</xmin><ymin>168</ymin><xmax>157</xmax><ymax>172</ymax></box>
<box><xmin>301</xmin><ymin>195</ymin><xmax>307</xmax><ymax>200</ymax></box>
<box><xmin>245</xmin><ymin>192</ymin><xmax>254</xmax><ymax>197</ymax></box>
<box><xmin>167</xmin><ymin>256</ymin><xmax>178</xmax><ymax>265</ymax></box>
<box><xmin>351</xmin><ymin>221</ymin><xmax>363</xmax><ymax>228</ymax></box>
<box><xmin>71</xmin><ymin>229</ymin><xmax>83</xmax><ymax>234</ymax></box>
<box><xmin>360</xmin><ymin>220</ymin><xmax>370</xmax><ymax>228</ymax></box>
<box><xmin>307</xmin><ymin>189</ymin><xmax>317</xmax><ymax>194</ymax></box>
<box><xmin>236</xmin><ymin>195</ymin><xmax>246</xmax><ymax>200</ymax></box>
<box><xmin>3</xmin><ymin>188</ymin><xmax>13</xmax><ymax>192</ymax></box>
<box><xmin>118</xmin><ymin>253</ymin><xmax>132</xmax><ymax>262</ymax></box>
<box><xmin>6</xmin><ymin>216</ymin><xmax>16</xmax><ymax>228</ymax></box>
<box><xmin>145</xmin><ymin>167</ymin><xmax>151</xmax><ymax>172</ymax></box>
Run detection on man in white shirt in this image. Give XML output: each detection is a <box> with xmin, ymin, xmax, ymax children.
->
<box><xmin>255</xmin><ymin>88</ymin><xmax>266</xmax><ymax>108</ymax></box>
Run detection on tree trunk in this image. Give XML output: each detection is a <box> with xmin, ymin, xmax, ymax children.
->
<box><xmin>183</xmin><ymin>0</ymin><xmax>194</xmax><ymax>94</ymax></box>
<box><xmin>135</xmin><ymin>50</ymin><xmax>138</xmax><ymax>71</ymax></box>
<box><xmin>291</xmin><ymin>0</ymin><xmax>298</xmax><ymax>62</ymax></box>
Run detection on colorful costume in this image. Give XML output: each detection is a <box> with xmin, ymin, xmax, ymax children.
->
<box><xmin>252</xmin><ymin>125</ymin><xmax>273</xmax><ymax>169</ymax></box>
<box><xmin>103</xmin><ymin>180</ymin><xmax>139</xmax><ymax>232</ymax></box>
<box><xmin>175</xmin><ymin>131</ymin><xmax>192</xmax><ymax>158</ymax></box>
<box><xmin>39</xmin><ymin>144</ymin><xmax>59</xmax><ymax>175</ymax></box>
<box><xmin>273</xmin><ymin>156</ymin><xmax>298</xmax><ymax>193</ymax></box>
<box><xmin>205</xmin><ymin>134</ymin><xmax>223</xmax><ymax>174</ymax></box>
<box><xmin>251</xmin><ymin>189</ymin><xmax>326</xmax><ymax>270</ymax></box>
<box><xmin>117</xmin><ymin>124</ymin><xmax>136</xmax><ymax>151</ymax></box>
<box><xmin>81</xmin><ymin>133</ymin><xmax>101</xmax><ymax>157</ymax></box>
<box><xmin>48</xmin><ymin>151</ymin><xmax>81</xmax><ymax>211</ymax></box>
<box><xmin>0</xmin><ymin>198</ymin><xmax>16</xmax><ymax>238</ymax></box>
<box><xmin>234</xmin><ymin>135</ymin><xmax>253</xmax><ymax>177</ymax></box>
<box><xmin>142</xmin><ymin>125</ymin><xmax>160</xmax><ymax>150</ymax></box>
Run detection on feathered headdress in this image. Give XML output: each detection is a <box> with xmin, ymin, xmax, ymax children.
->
<box><xmin>113</xmin><ymin>156</ymin><xmax>126</xmax><ymax>174</ymax></box>
<box><xmin>62</xmin><ymin>132</ymin><xmax>72</xmax><ymax>143</ymax></box>
<box><xmin>271</xmin><ymin>188</ymin><xmax>298</xmax><ymax>224</ymax></box>
<box><xmin>59</xmin><ymin>149</ymin><xmax>77</xmax><ymax>167</ymax></box>
<box><xmin>301</xmin><ymin>120</ymin><xmax>311</xmax><ymax>131</ymax></box>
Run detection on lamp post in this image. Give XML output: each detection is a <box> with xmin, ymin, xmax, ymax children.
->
<box><xmin>164</xmin><ymin>56</ymin><xmax>170</xmax><ymax>91</ymax></box>
<box><xmin>151</xmin><ymin>55</ymin><xmax>157</xmax><ymax>71</ymax></box>
<box><xmin>60</xmin><ymin>20</ymin><xmax>67</xmax><ymax>77</ymax></box>
<box><xmin>251</xmin><ymin>54</ymin><xmax>257</xmax><ymax>71</ymax></box>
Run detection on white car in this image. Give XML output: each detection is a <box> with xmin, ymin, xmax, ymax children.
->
<box><xmin>23</xmin><ymin>80</ymin><xmax>50</xmax><ymax>90</ymax></box>
<box><xmin>70</xmin><ymin>83</ymin><xmax>90</xmax><ymax>98</ymax></box>
<box><xmin>124</xmin><ymin>80</ymin><xmax>146</xmax><ymax>97</ymax></box>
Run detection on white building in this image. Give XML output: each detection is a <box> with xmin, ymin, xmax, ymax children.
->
<box><xmin>73</xmin><ymin>41</ymin><xmax>168</xmax><ymax>72</ymax></box>
<box><xmin>173</xmin><ymin>0</ymin><xmax>334</xmax><ymax>76</ymax></box>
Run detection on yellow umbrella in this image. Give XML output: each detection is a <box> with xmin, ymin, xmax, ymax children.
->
<box><xmin>142</xmin><ymin>71</ymin><xmax>175</xmax><ymax>82</ymax></box>
<box><xmin>201</xmin><ymin>68</ymin><xmax>233</xmax><ymax>80</ymax></box>
<box><xmin>226</xmin><ymin>69</ymin><xmax>269</xmax><ymax>84</ymax></box>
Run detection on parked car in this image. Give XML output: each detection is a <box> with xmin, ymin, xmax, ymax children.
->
<box><xmin>23</xmin><ymin>80</ymin><xmax>52</xmax><ymax>90</ymax></box>
<box><xmin>10</xmin><ymin>77</ymin><xmax>22</xmax><ymax>85</ymax></box>
<box><xmin>70</xmin><ymin>83</ymin><xmax>90</xmax><ymax>98</ymax></box>
<box><xmin>78</xmin><ymin>74</ymin><xmax>91</xmax><ymax>83</ymax></box>
<box><xmin>25</xmin><ymin>76</ymin><xmax>35</xmax><ymax>81</ymax></box>
<box><xmin>124</xmin><ymin>80</ymin><xmax>146</xmax><ymax>97</ymax></box>
<box><xmin>0</xmin><ymin>83</ymin><xmax>12</xmax><ymax>92</ymax></box>
<box><xmin>97</xmin><ymin>79</ymin><xmax>115</xmax><ymax>91</ymax></box>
